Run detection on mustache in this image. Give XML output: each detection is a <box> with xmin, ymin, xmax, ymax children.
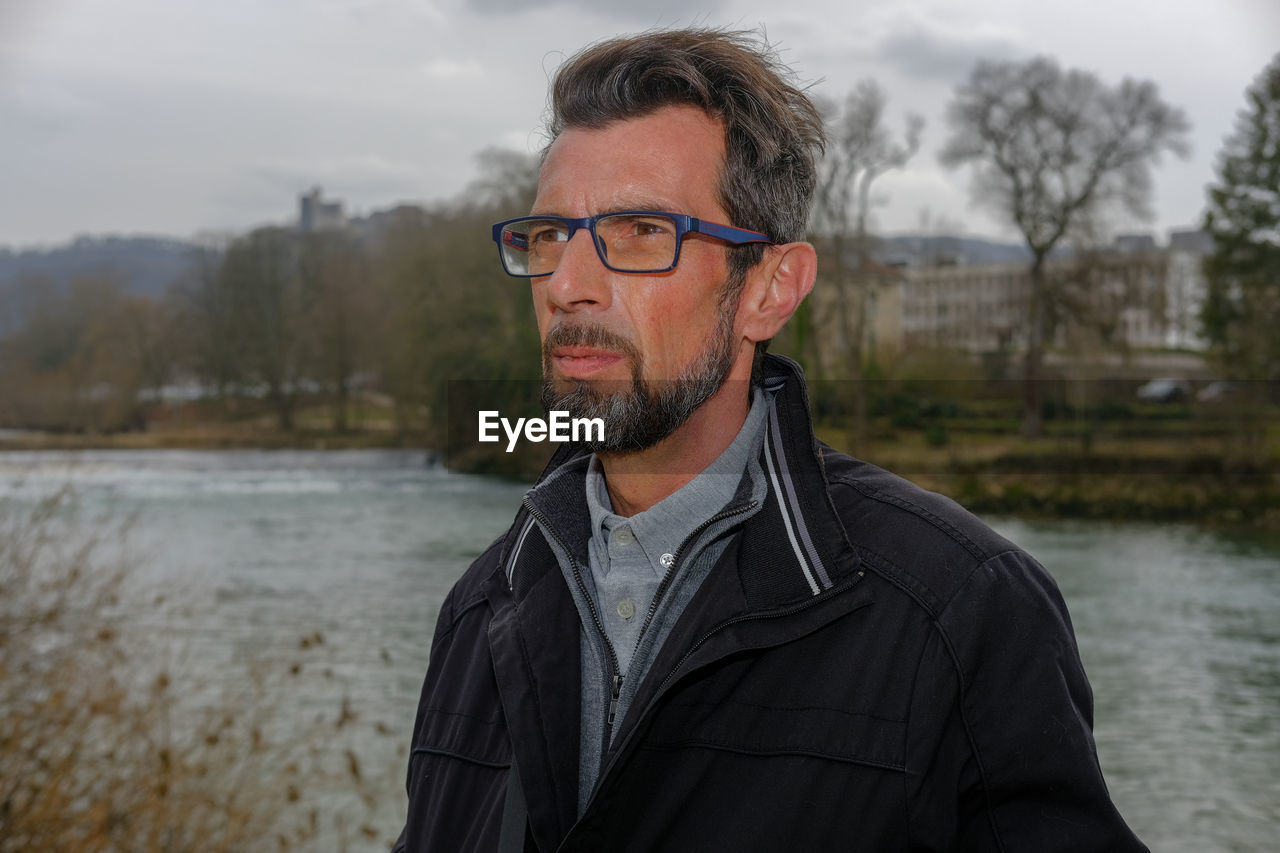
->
<box><xmin>542</xmin><ymin>324</ymin><xmax>641</xmax><ymax>365</ymax></box>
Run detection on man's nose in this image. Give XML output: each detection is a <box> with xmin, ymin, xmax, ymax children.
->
<box><xmin>541</xmin><ymin>228</ymin><xmax>612</xmax><ymax>314</ymax></box>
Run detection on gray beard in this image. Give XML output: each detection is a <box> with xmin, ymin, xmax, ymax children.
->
<box><xmin>539</xmin><ymin>313</ymin><xmax>737</xmax><ymax>454</ymax></box>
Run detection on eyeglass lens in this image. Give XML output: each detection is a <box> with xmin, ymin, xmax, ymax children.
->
<box><xmin>500</xmin><ymin>214</ymin><xmax>680</xmax><ymax>275</ymax></box>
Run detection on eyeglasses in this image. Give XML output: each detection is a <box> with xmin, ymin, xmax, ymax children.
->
<box><xmin>491</xmin><ymin>211</ymin><xmax>773</xmax><ymax>277</ymax></box>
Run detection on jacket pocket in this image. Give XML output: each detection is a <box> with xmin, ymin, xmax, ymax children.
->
<box><xmin>642</xmin><ymin>695</ymin><xmax>906</xmax><ymax>771</ymax></box>
<box><xmin>412</xmin><ymin>707</ymin><xmax>511</xmax><ymax>769</ymax></box>
<box><xmin>405</xmin><ymin>711</ymin><xmax>510</xmax><ymax>853</ymax></box>
<box><xmin>587</xmin><ymin>698</ymin><xmax>909</xmax><ymax>852</ymax></box>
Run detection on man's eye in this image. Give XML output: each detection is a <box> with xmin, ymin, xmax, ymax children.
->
<box><xmin>607</xmin><ymin>216</ymin><xmax>674</xmax><ymax>238</ymax></box>
<box><xmin>529</xmin><ymin>225</ymin><xmax>568</xmax><ymax>243</ymax></box>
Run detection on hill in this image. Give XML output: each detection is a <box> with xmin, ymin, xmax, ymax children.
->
<box><xmin>874</xmin><ymin>234</ymin><xmax>1032</xmax><ymax>266</ymax></box>
<box><xmin>0</xmin><ymin>235</ymin><xmax>200</xmax><ymax>300</ymax></box>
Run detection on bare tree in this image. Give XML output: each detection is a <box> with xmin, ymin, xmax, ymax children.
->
<box><xmin>220</xmin><ymin>227</ymin><xmax>308</xmax><ymax>431</ymax></box>
<box><xmin>298</xmin><ymin>230</ymin><xmax>375</xmax><ymax>432</ymax></box>
<box><xmin>365</xmin><ymin>149</ymin><xmax>542</xmax><ymax>443</ymax></box>
<box><xmin>120</xmin><ymin>293</ymin><xmax>180</xmax><ymax>405</ymax></box>
<box><xmin>0</xmin><ymin>271</ymin><xmax>151</xmax><ymax>432</ymax></box>
<box><xmin>172</xmin><ymin>245</ymin><xmax>241</xmax><ymax>407</ymax></box>
<box><xmin>940</xmin><ymin>56</ymin><xmax>1189</xmax><ymax>436</ymax></box>
<box><xmin>811</xmin><ymin>80</ymin><xmax>922</xmax><ymax>447</ymax></box>
<box><xmin>469</xmin><ymin>147</ymin><xmax>540</xmax><ymax>212</ymax></box>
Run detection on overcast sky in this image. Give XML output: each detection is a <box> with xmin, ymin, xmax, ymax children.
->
<box><xmin>2</xmin><ymin>0</ymin><xmax>1277</xmax><ymax>249</ymax></box>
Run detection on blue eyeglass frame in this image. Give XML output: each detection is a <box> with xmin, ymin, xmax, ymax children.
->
<box><xmin>490</xmin><ymin>210</ymin><xmax>773</xmax><ymax>277</ymax></box>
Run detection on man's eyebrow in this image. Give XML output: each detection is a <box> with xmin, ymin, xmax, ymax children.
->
<box><xmin>601</xmin><ymin>199</ymin><xmax>678</xmax><ymax>214</ymax></box>
<box><xmin>528</xmin><ymin>200</ymin><xmax>682</xmax><ymax>218</ymax></box>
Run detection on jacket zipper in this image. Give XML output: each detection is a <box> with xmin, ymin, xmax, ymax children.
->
<box><xmin>633</xmin><ymin>500</ymin><xmax>760</xmax><ymax>650</ymax></box>
<box><xmin>659</xmin><ymin>571</ymin><xmax>862</xmax><ymax>697</ymax></box>
<box><xmin>524</xmin><ymin>497</ymin><xmax>760</xmax><ymax>781</ymax></box>
<box><xmin>593</xmin><ymin>568</ymin><xmax>866</xmax><ymax>798</ymax></box>
<box><xmin>611</xmin><ymin>499</ymin><xmax>759</xmax><ymax>742</ymax></box>
<box><xmin>601</xmin><ymin>501</ymin><xmax>759</xmax><ymax>751</ymax></box>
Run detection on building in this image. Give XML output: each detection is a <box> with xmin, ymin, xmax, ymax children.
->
<box><xmin>298</xmin><ymin>187</ymin><xmax>347</xmax><ymax>232</ymax></box>
<box><xmin>833</xmin><ymin>230</ymin><xmax>1213</xmax><ymax>368</ymax></box>
<box><xmin>1164</xmin><ymin>229</ymin><xmax>1214</xmax><ymax>350</ymax></box>
<box><xmin>804</xmin><ymin>256</ymin><xmax>906</xmax><ymax>376</ymax></box>
<box><xmin>900</xmin><ymin>261</ymin><xmax>1025</xmax><ymax>355</ymax></box>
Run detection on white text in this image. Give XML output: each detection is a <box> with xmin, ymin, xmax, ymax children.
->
<box><xmin>478</xmin><ymin>410</ymin><xmax>605</xmax><ymax>452</ymax></box>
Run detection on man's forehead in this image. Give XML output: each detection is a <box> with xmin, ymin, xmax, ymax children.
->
<box><xmin>532</xmin><ymin>107</ymin><xmax>727</xmax><ymax>215</ymax></box>
<box><xmin>529</xmin><ymin>194</ymin><xmax>685</xmax><ymax>217</ymax></box>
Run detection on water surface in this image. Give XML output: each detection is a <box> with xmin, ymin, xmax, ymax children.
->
<box><xmin>2</xmin><ymin>450</ymin><xmax>1275</xmax><ymax>851</ymax></box>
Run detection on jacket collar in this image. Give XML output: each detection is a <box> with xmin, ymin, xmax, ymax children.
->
<box><xmin>495</xmin><ymin>353</ymin><xmax>861</xmax><ymax>615</ymax></box>
<box><xmin>751</xmin><ymin>353</ymin><xmax>862</xmax><ymax>595</ymax></box>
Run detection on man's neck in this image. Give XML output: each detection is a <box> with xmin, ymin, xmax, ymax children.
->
<box><xmin>597</xmin><ymin>382</ymin><xmax>750</xmax><ymax>517</ymax></box>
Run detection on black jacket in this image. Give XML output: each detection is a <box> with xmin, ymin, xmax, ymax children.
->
<box><xmin>395</xmin><ymin>356</ymin><xmax>1145</xmax><ymax>852</ymax></box>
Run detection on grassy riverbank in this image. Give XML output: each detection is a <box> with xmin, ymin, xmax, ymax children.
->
<box><xmin>821</xmin><ymin>430</ymin><xmax>1279</xmax><ymax>528</ymax></box>
<box><xmin>814</xmin><ymin>387</ymin><xmax>1279</xmax><ymax>528</ymax></box>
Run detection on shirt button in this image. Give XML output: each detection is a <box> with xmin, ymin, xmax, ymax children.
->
<box><xmin>613</xmin><ymin>527</ymin><xmax>634</xmax><ymax>545</ymax></box>
<box><xmin>660</xmin><ymin>553</ymin><xmax>675</xmax><ymax>569</ymax></box>
<box><xmin>617</xmin><ymin>598</ymin><xmax>635</xmax><ymax>620</ymax></box>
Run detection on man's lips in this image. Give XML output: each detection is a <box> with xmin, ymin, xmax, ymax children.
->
<box><xmin>550</xmin><ymin>347</ymin><xmax>625</xmax><ymax>378</ymax></box>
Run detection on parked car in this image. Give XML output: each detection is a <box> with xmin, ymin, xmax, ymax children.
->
<box><xmin>1136</xmin><ymin>378</ymin><xmax>1192</xmax><ymax>403</ymax></box>
<box><xmin>1196</xmin><ymin>380</ymin><xmax>1246</xmax><ymax>404</ymax></box>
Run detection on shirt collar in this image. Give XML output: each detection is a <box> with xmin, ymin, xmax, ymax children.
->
<box><xmin>584</xmin><ymin>389</ymin><xmax>769</xmax><ymax>577</ymax></box>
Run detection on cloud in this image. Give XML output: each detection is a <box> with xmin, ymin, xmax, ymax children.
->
<box><xmin>872</xmin><ymin>20</ymin><xmax>1023</xmax><ymax>81</ymax></box>
<box><xmin>422</xmin><ymin>57</ymin><xmax>485</xmax><ymax>80</ymax></box>
<box><xmin>249</xmin><ymin>156</ymin><xmax>428</xmax><ymax>202</ymax></box>
<box><xmin>0</xmin><ymin>0</ymin><xmax>52</xmax><ymax>69</ymax></box>
<box><xmin>0</xmin><ymin>77</ymin><xmax>97</xmax><ymax>146</ymax></box>
<box><xmin>330</xmin><ymin>0</ymin><xmax>447</xmax><ymax>25</ymax></box>
<box><xmin>496</xmin><ymin>127</ymin><xmax>546</xmax><ymax>154</ymax></box>
<box><xmin>466</xmin><ymin>0</ymin><xmax>727</xmax><ymax>22</ymax></box>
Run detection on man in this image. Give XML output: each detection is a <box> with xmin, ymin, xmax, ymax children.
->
<box><xmin>395</xmin><ymin>28</ymin><xmax>1145</xmax><ymax>852</ymax></box>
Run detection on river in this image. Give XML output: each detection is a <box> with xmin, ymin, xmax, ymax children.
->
<box><xmin>1</xmin><ymin>449</ymin><xmax>1275</xmax><ymax>851</ymax></box>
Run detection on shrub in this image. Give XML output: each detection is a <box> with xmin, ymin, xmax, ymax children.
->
<box><xmin>0</xmin><ymin>488</ymin><xmax>391</xmax><ymax>851</ymax></box>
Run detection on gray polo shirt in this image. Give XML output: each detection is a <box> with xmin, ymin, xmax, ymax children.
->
<box><xmin>583</xmin><ymin>393</ymin><xmax>767</xmax><ymax>676</ymax></box>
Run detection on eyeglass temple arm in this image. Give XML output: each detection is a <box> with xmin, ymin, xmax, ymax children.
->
<box><xmin>692</xmin><ymin>219</ymin><xmax>772</xmax><ymax>245</ymax></box>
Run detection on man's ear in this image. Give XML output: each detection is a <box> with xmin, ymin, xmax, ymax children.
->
<box><xmin>737</xmin><ymin>242</ymin><xmax>817</xmax><ymax>344</ymax></box>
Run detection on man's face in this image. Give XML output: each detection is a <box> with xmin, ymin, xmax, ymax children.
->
<box><xmin>531</xmin><ymin>105</ymin><xmax>747</xmax><ymax>452</ymax></box>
